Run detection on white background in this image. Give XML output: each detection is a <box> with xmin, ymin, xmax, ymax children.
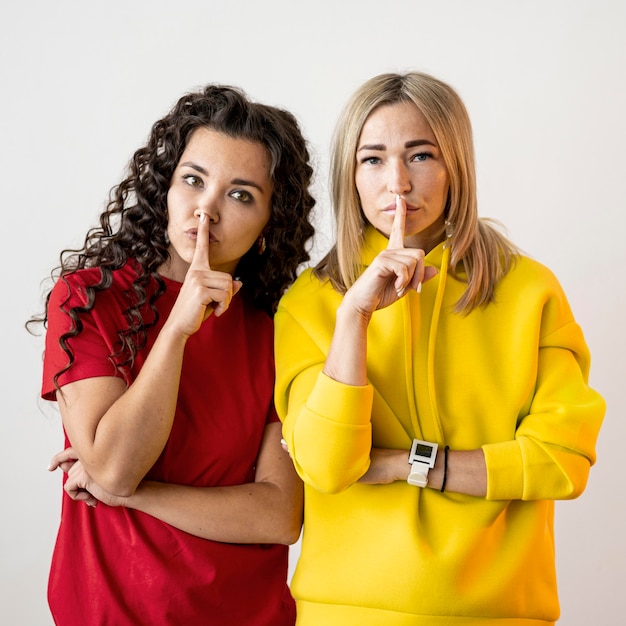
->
<box><xmin>1</xmin><ymin>1</ymin><xmax>624</xmax><ymax>623</ymax></box>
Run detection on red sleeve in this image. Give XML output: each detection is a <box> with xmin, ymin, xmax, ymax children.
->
<box><xmin>265</xmin><ymin>400</ymin><xmax>279</xmax><ymax>425</ymax></box>
<box><xmin>42</xmin><ymin>275</ymin><xmax>126</xmax><ymax>401</ymax></box>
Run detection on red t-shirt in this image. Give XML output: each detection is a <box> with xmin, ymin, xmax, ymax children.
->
<box><xmin>42</xmin><ymin>263</ymin><xmax>295</xmax><ymax>625</ymax></box>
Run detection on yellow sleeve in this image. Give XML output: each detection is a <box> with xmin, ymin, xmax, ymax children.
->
<box><xmin>275</xmin><ymin>281</ymin><xmax>374</xmax><ymax>494</ymax></box>
<box><xmin>484</xmin><ymin>319</ymin><xmax>605</xmax><ymax>501</ymax></box>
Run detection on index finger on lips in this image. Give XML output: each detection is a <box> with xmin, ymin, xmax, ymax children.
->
<box><xmin>387</xmin><ymin>195</ymin><xmax>406</xmax><ymax>250</ymax></box>
<box><xmin>191</xmin><ymin>212</ymin><xmax>211</xmax><ymax>270</ymax></box>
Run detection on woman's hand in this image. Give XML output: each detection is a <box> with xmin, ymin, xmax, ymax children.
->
<box><xmin>342</xmin><ymin>196</ymin><xmax>437</xmax><ymax>319</ymax></box>
<box><xmin>357</xmin><ymin>448</ymin><xmax>409</xmax><ymax>485</ymax></box>
<box><xmin>48</xmin><ymin>446</ymin><xmax>78</xmax><ymax>474</ymax></box>
<box><xmin>322</xmin><ymin>197</ymin><xmax>437</xmax><ymax>386</ymax></box>
<box><xmin>49</xmin><ymin>447</ymin><xmax>128</xmax><ymax>508</ymax></box>
<box><xmin>166</xmin><ymin>212</ymin><xmax>242</xmax><ymax>338</ymax></box>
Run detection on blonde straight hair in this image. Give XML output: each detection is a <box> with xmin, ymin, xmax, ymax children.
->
<box><xmin>315</xmin><ymin>72</ymin><xmax>518</xmax><ymax>313</ymax></box>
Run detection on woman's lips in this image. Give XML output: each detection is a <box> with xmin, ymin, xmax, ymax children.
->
<box><xmin>185</xmin><ymin>228</ymin><xmax>218</xmax><ymax>243</ymax></box>
<box><xmin>383</xmin><ymin>202</ymin><xmax>419</xmax><ymax>213</ymax></box>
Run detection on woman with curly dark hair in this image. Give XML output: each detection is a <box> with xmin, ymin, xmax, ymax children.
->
<box><xmin>33</xmin><ymin>84</ymin><xmax>315</xmax><ymax>625</ymax></box>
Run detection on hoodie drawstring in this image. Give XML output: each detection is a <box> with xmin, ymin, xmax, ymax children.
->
<box><xmin>426</xmin><ymin>244</ymin><xmax>450</xmax><ymax>444</ymax></box>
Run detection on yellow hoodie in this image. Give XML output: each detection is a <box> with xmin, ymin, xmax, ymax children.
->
<box><xmin>275</xmin><ymin>227</ymin><xmax>604</xmax><ymax>625</ymax></box>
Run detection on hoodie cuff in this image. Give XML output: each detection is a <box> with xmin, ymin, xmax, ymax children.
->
<box><xmin>306</xmin><ymin>372</ymin><xmax>374</xmax><ymax>426</ymax></box>
<box><xmin>482</xmin><ymin>440</ymin><xmax>524</xmax><ymax>500</ymax></box>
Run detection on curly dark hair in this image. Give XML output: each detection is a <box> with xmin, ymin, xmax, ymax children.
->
<box><xmin>28</xmin><ymin>85</ymin><xmax>316</xmax><ymax>386</ymax></box>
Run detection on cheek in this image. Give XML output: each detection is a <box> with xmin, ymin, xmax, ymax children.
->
<box><xmin>165</xmin><ymin>189</ymin><xmax>184</xmax><ymax>225</ymax></box>
<box><xmin>355</xmin><ymin>173</ymin><xmax>374</xmax><ymax>205</ymax></box>
<box><xmin>439</xmin><ymin>178</ymin><xmax>450</xmax><ymax>204</ymax></box>
<box><xmin>424</xmin><ymin>170</ymin><xmax>449</xmax><ymax>200</ymax></box>
<box><xmin>436</xmin><ymin>167</ymin><xmax>450</xmax><ymax>189</ymax></box>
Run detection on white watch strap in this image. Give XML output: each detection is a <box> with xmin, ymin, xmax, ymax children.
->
<box><xmin>407</xmin><ymin>461</ymin><xmax>430</xmax><ymax>487</ymax></box>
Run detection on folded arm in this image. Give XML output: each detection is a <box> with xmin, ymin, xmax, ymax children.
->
<box><xmin>58</xmin><ymin>322</ymin><xmax>190</xmax><ymax>497</ymax></box>
<box><xmin>50</xmin><ymin>422</ymin><xmax>303</xmax><ymax>545</ymax></box>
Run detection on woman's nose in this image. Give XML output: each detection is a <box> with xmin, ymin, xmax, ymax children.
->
<box><xmin>194</xmin><ymin>194</ymin><xmax>219</xmax><ymax>222</ymax></box>
<box><xmin>388</xmin><ymin>162</ymin><xmax>411</xmax><ymax>195</ymax></box>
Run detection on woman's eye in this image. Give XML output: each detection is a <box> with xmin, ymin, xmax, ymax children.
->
<box><xmin>182</xmin><ymin>174</ymin><xmax>202</xmax><ymax>187</ymax></box>
<box><xmin>412</xmin><ymin>152</ymin><xmax>433</xmax><ymax>162</ymax></box>
<box><xmin>231</xmin><ymin>189</ymin><xmax>253</xmax><ymax>203</ymax></box>
<box><xmin>360</xmin><ymin>156</ymin><xmax>381</xmax><ymax>165</ymax></box>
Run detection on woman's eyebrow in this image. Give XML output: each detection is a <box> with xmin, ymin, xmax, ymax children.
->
<box><xmin>357</xmin><ymin>143</ymin><xmax>385</xmax><ymax>152</ymax></box>
<box><xmin>179</xmin><ymin>161</ymin><xmax>208</xmax><ymax>175</ymax></box>
<box><xmin>357</xmin><ymin>138</ymin><xmax>437</xmax><ymax>152</ymax></box>
<box><xmin>405</xmin><ymin>139</ymin><xmax>437</xmax><ymax>149</ymax></box>
<box><xmin>231</xmin><ymin>178</ymin><xmax>266</xmax><ymax>193</ymax></box>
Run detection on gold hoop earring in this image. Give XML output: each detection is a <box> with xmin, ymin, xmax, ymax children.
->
<box><xmin>258</xmin><ymin>235</ymin><xmax>267</xmax><ymax>255</ymax></box>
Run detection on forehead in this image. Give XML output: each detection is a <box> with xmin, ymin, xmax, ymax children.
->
<box><xmin>359</xmin><ymin>101</ymin><xmax>436</xmax><ymax>145</ymax></box>
<box><xmin>182</xmin><ymin>127</ymin><xmax>272</xmax><ymax>177</ymax></box>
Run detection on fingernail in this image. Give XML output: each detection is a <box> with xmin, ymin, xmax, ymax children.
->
<box><xmin>280</xmin><ymin>438</ymin><xmax>287</xmax><ymax>446</ymax></box>
<box><xmin>416</xmin><ymin>282</ymin><xmax>422</xmax><ymax>293</ymax></box>
<box><xmin>397</xmin><ymin>287</ymin><xmax>406</xmax><ymax>298</ymax></box>
<box><xmin>200</xmin><ymin>212</ymin><xmax>206</xmax><ymax>223</ymax></box>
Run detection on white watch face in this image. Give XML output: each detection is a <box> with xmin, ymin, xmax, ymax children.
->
<box><xmin>409</xmin><ymin>439</ymin><xmax>438</xmax><ymax>468</ymax></box>
<box><xmin>413</xmin><ymin>442</ymin><xmax>435</xmax><ymax>459</ymax></box>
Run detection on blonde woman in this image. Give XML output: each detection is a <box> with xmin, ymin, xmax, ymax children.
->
<box><xmin>275</xmin><ymin>72</ymin><xmax>604</xmax><ymax>625</ymax></box>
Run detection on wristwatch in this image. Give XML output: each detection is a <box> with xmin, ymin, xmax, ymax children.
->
<box><xmin>407</xmin><ymin>438</ymin><xmax>439</xmax><ymax>487</ymax></box>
